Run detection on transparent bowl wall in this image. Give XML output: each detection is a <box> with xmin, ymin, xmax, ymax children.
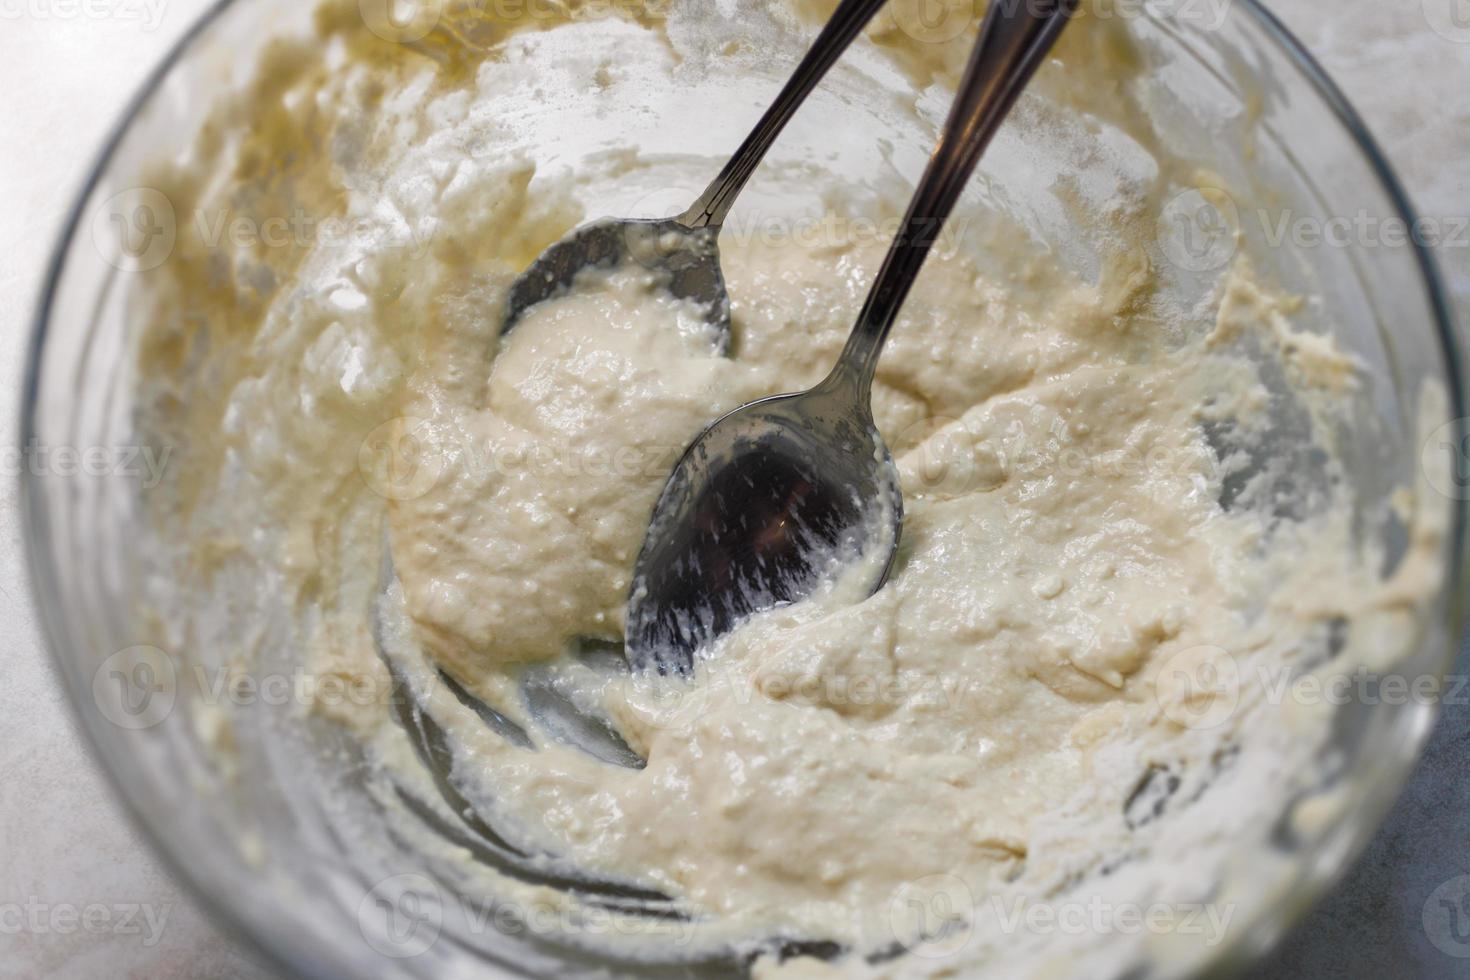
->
<box><xmin>22</xmin><ymin>1</ymin><xmax>1465</xmax><ymax>978</ymax></box>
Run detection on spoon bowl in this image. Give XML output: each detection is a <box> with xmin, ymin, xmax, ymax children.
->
<box><xmin>503</xmin><ymin>217</ymin><xmax>731</xmax><ymax>345</ymax></box>
<box><xmin>626</xmin><ymin>375</ymin><xmax>902</xmax><ymax>674</ymax></box>
<box><xmin>500</xmin><ymin>0</ymin><xmax>891</xmax><ymax>336</ymax></box>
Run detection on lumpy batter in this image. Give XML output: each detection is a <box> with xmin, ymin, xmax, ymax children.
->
<box><xmin>386</xmin><ymin>232</ymin><xmax>1252</xmax><ymax>935</ymax></box>
<box><xmin>129</xmin><ymin>0</ymin><xmax>1449</xmax><ymax>974</ymax></box>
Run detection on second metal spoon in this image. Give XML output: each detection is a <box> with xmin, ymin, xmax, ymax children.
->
<box><xmin>626</xmin><ymin>0</ymin><xmax>1079</xmax><ymax>674</ymax></box>
<box><xmin>502</xmin><ymin>0</ymin><xmax>891</xmax><ymax>342</ymax></box>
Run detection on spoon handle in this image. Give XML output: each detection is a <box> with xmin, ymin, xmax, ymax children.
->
<box><xmin>678</xmin><ymin>0</ymin><xmax>891</xmax><ymax>230</ymax></box>
<box><xmin>831</xmin><ymin>0</ymin><xmax>1078</xmax><ymax>395</ymax></box>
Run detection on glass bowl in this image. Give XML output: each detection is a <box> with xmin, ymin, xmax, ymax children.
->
<box><xmin>22</xmin><ymin>0</ymin><xmax>1466</xmax><ymax>977</ymax></box>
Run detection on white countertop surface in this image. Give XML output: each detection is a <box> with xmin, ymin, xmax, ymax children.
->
<box><xmin>0</xmin><ymin>2</ymin><xmax>1465</xmax><ymax>977</ymax></box>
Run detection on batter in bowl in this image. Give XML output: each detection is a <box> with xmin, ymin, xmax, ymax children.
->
<box><xmin>128</xmin><ymin>0</ymin><xmax>1448</xmax><ymax>974</ymax></box>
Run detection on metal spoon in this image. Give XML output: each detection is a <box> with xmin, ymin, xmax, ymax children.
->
<box><xmin>626</xmin><ymin>0</ymin><xmax>1079</xmax><ymax>673</ymax></box>
<box><xmin>502</xmin><ymin>0</ymin><xmax>892</xmax><ymax>342</ymax></box>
